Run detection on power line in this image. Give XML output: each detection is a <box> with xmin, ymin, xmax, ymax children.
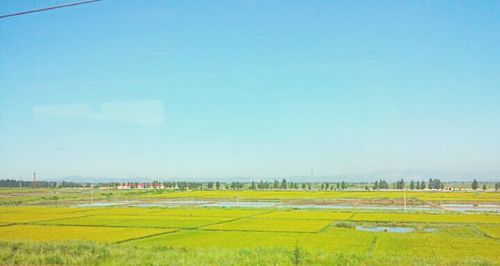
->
<box><xmin>0</xmin><ymin>0</ymin><xmax>102</xmax><ymax>19</ymax></box>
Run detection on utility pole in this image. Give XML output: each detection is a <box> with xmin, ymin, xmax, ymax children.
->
<box><xmin>32</xmin><ymin>172</ymin><xmax>36</xmax><ymax>188</ymax></box>
<box><xmin>90</xmin><ymin>184</ymin><xmax>94</xmax><ymax>205</ymax></box>
<box><xmin>403</xmin><ymin>189</ymin><xmax>407</xmax><ymax>212</ymax></box>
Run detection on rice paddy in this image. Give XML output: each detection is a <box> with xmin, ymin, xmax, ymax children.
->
<box><xmin>0</xmin><ymin>189</ymin><xmax>499</xmax><ymax>265</ymax></box>
<box><xmin>0</xmin><ymin>225</ymin><xmax>173</xmax><ymax>243</ymax></box>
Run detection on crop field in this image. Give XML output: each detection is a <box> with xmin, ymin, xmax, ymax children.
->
<box><xmin>373</xmin><ymin>227</ymin><xmax>500</xmax><ymax>263</ymax></box>
<box><xmin>351</xmin><ymin>212</ymin><xmax>500</xmax><ymax>224</ymax></box>
<box><xmin>144</xmin><ymin>190</ymin><xmax>500</xmax><ymax>203</ymax></box>
<box><xmin>40</xmin><ymin>215</ymin><xmax>234</xmax><ymax>229</ymax></box>
<box><xmin>204</xmin><ymin>218</ymin><xmax>331</xmax><ymax>232</ymax></box>
<box><xmin>128</xmin><ymin>227</ymin><xmax>377</xmax><ymax>254</ymax></box>
<box><xmin>0</xmin><ymin>224</ymin><xmax>173</xmax><ymax>243</ymax></box>
<box><xmin>0</xmin><ymin>190</ymin><xmax>499</xmax><ymax>265</ymax></box>
<box><xmin>254</xmin><ymin>210</ymin><xmax>353</xmax><ymax>220</ymax></box>
<box><xmin>476</xmin><ymin>225</ymin><xmax>500</xmax><ymax>238</ymax></box>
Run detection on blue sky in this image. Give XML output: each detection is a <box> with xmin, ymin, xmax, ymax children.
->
<box><xmin>1</xmin><ymin>1</ymin><xmax>499</xmax><ymax>180</ymax></box>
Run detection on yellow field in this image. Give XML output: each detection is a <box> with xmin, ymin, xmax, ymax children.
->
<box><xmin>145</xmin><ymin>190</ymin><xmax>500</xmax><ymax>202</ymax></box>
<box><xmin>0</xmin><ymin>225</ymin><xmax>173</xmax><ymax>243</ymax></box>
<box><xmin>39</xmin><ymin>215</ymin><xmax>233</xmax><ymax>229</ymax></box>
<box><xmin>146</xmin><ymin>208</ymin><xmax>265</xmax><ymax>218</ymax></box>
<box><xmin>0</xmin><ymin>198</ymin><xmax>499</xmax><ymax>265</ymax></box>
<box><xmin>0</xmin><ymin>212</ymin><xmax>89</xmax><ymax>224</ymax></box>
<box><xmin>373</xmin><ymin>227</ymin><xmax>500</xmax><ymax>263</ymax></box>
<box><xmin>254</xmin><ymin>210</ymin><xmax>353</xmax><ymax>220</ymax></box>
<box><xmin>128</xmin><ymin>227</ymin><xmax>377</xmax><ymax>254</ymax></box>
<box><xmin>204</xmin><ymin>218</ymin><xmax>331</xmax><ymax>232</ymax></box>
<box><xmin>476</xmin><ymin>225</ymin><xmax>500</xmax><ymax>238</ymax></box>
<box><xmin>351</xmin><ymin>212</ymin><xmax>500</xmax><ymax>224</ymax></box>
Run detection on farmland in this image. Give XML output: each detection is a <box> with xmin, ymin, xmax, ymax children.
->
<box><xmin>0</xmin><ymin>189</ymin><xmax>499</xmax><ymax>265</ymax></box>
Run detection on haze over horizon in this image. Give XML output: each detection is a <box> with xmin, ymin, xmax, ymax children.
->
<box><xmin>1</xmin><ymin>1</ymin><xmax>499</xmax><ymax>180</ymax></box>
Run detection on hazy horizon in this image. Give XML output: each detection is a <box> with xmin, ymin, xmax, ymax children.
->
<box><xmin>1</xmin><ymin>1</ymin><xmax>500</xmax><ymax>180</ymax></box>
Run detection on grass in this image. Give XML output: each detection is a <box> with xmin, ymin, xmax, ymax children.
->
<box><xmin>0</xmin><ymin>241</ymin><xmax>108</xmax><ymax>265</ymax></box>
<box><xmin>0</xmin><ymin>240</ymin><xmax>385</xmax><ymax>266</ymax></box>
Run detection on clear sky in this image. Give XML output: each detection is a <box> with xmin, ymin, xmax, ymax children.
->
<box><xmin>1</xmin><ymin>1</ymin><xmax>499</xmax><ymax>180</ymax></box>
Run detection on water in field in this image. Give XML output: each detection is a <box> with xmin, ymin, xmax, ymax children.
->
<box><xmin>283</xmin><ymin>204</ymin><xmax>437</xmax><ymax>212</ymax></box>
<box><xmin>74</xmin><ymin>202</ymin><xmax>129</xmax><ymax>207</ymax></box>
<box><xmin>203</xmin><ymin>201</ymin><xmax>278</xmax><ymax>208</ymax></box>
<box><xmin>441</xmin><ymin>204</ymin><xmax>500</xmax><ymax>213</ymax></box>
<box><xmin>133</xmin><ymin>200</ymin><xmax>211</xmax><ymax>207</ymax></box>
<box><xmin>355</xmin><ymin>226</ymin><xmax>415</xmax><ymax>233</ymax></box>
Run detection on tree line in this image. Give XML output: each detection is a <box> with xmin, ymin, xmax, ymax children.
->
<box><xmin>1</xmin><ymin>178</ymin><xmax>498</xmax><ymax>191</ymax></box>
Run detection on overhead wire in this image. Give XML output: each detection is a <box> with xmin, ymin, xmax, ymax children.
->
<box><xmin>0</xmin><ymin>0</ymin><xmax>102</xmax><ymax>19</ymax></box>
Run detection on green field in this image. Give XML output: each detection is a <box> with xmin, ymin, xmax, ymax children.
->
<box><xmin>0</xmin><ymin>189</ymin><xmax>499</xmax><ymax>265</ymax></box>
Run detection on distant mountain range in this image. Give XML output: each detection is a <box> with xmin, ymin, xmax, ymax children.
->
<box><xmin>37</xmin><ymin>170</ymin><xmax>500</xmax><ymax>183</ymax></box>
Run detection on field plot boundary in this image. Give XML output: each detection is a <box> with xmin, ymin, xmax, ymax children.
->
<box><xmin>201</xmin><ymin>227</ymin><xmax>326</xmax><ymax>234</ymax></box>
<box><xmin>203</xmin><ymin>217</ymin><xmax>332</xmax><ymax>233</ymax></box>
<box><xmin>37</xmin><ymin>215</ymin><xmax>240</xmax><ymax>230</ymax></box>
<box><xmin>115</xmin><ymin>229</ymin><xmax>179</xmax><ymax>244</ymax></box>
<box><xmin>471</xmin><ymin>225</ymin><xmax>500</xmax><ymax>240</ymax></box>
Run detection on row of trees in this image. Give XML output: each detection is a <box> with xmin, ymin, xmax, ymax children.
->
<box><xmin>0</xmin><ymin>179</ymin><xmax>82</xmax><ymax>188</ymax></box>
<box><xmin>471</xmin><ymin>179</ymin><xmax>499</xmax><ymax>191</ymax></box>
<box><xmin>375</xmin><ymin>178</ymin><xmax>445</xmax><ymax>190</ymax></box>
<box><xmin>2</xmin><ymin>179</ymin><xmax>499</xmax><ymax>191</ymax></box>
<box><xmin>373</xmin><ymin>179</ymin><xmax>390</xmax><ymax>189</ymax></box>
<box><xmin>409</xmin><ymin>180</ymin><xmax>427</xmax><ymax>190</ymax></box>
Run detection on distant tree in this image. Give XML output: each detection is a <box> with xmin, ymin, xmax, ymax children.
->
<box><xmin>496</xmin><ymin>183</ymin><xmax>499</xmax><ymax>191</ymax></box>
<box><xmin>400</xmin><ymin>179</ymin><xmax>405</xmax><ymax>190</ymax></box>
<box><xmin>251</xmin><ymin>181</ymin><xmax>256</xmax><ymax>190</ymax></box>
<box><xmin>301</xmin><ymin>183</ymin><xmax>306</xmax><ymax>190</ymax></box>
<box><xmin>207</xmin><ymin>182</ymin><xmax>213</xmax><ymax>190</ymax></box>
<box><xmin>215</xmin><ymin>182</ymin><xmax>220</xmax><ymax>190</ymax></box>
<box><xmin>341</xmin><ymin>181</ymin><xmax>347</xmax><ymax>190</ymax></box>
<box><xmin>365</xmin><ymin>186</ymin><xmax>369</xmax><ymax>191</ymax></box>
<box><xmin>472</xmin><ymin>179</ymin><xmax>479</xmax><ymax>190</ymax></box>
<box><xmin>273</xmin><ymin>180</ymin><xmax>279</xmax><ymax>189</ymax></box>
<box><xmin>410</xmin><ymin>180</ymin><xmax>415</xmax><ymax>190</ymax></box>
<box><xmin>336</xmin><ymin>183</ymin><xmax>341</xmax><ymax>190</ymax></box>
<box><xmin>325</xmin><ymin>183</ymin><xmax>330</xmax><ymax>190</ymax></box>
<box><xmin>440</xmin><ymin>183</ymin><xmax>444</xmax><ymax>190</ymax></box>
<box><xmin>281</xmin><ymin>179</ymin><xmax>287</xmax><ymax>189</ymax></box>
<box><xmin>421</xmin><ymin>181</ymin><xmax>426</xmax><ymax>190</ymax></box>
<box><xmin>378</xmin><ymin>179</ymin><xmax>389</xmax><ymax>189</ymax></box>
<box><xmin>374</xmin><ymin>181</ymin><xmax>379</xmax><ymax>190</ymax></box>
<box><xmin>483</xmin><ymin>184</ymin><xmax>487</xmax><ymax>191</ymax></box>
<box><xmin>320</xmin><ymin>184</ymin><xmax>324</xmax><ymax>190</ymax></box>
